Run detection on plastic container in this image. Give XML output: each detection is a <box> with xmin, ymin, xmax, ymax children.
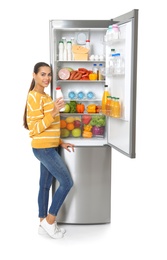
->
<box><xmin>56</xmin><ymin>86</ymin><xmax>65</xmax><ymax>112</ymax></box>
<box><xmin>101</xmin><ymin>85</ymin><xmax>110</xmax><ymax>114</ymax></box>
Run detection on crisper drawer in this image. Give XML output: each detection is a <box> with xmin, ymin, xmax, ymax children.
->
<box><xmin>60</xmin><ymin>113</ymin><xmax>106</xmax><ymax>139</ymax></box>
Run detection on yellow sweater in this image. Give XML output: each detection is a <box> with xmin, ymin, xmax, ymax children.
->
<box><xmin>27</xmin><ymin>90</ymin><xmax>62</xmax><ymax>148</ymax></box>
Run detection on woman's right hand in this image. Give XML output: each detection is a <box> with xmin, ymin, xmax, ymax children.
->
<box><xmin>51</xmin><ymin>97</ymin><xmax>65</xmax><ymax>117</ymax></box>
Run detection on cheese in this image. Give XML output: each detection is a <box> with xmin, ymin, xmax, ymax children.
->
<box><xmin>74</xmin><ymin>53</ymin><xmax>88</xmax><ymax>61</ymax></box>
<box><xmin>72</xmin><ymin>44</ymin><xmax>89</xmax><ymax>54</ymax></box>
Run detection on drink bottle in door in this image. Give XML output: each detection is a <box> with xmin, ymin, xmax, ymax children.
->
<box><xmin>101</xmin><ymin>84</ymin><xmax>110</xmax><ymax>114</ymax></box>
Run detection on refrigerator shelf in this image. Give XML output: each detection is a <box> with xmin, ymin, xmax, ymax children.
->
<box><xmin>56</xmin><ymin>60</ymin><xmax>105</xmax><ymax>63</ymax></box>
<box><xmin>64</xmin><ymin>99</ymin><xmax>101</xmax><ymax>102</ymax></box>
<box><xmin>57</xmin><ymin>80</ymin><xmax>105</xmax><ymax>83</ymax></box>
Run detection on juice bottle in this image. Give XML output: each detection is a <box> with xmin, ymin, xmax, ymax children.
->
<box><xmin>113</xmin><ymin>97</ymin><xmax>121</xmax><ymax>118</ymax></box>
<box><xmin>106</xmin><ymin>96</ymin><xmax>112</xmax><ymax>115</ymax></box>
<box><xmin>101</xmin><ymin>85</ymin><xmax>110</xmax><ymax>114</ymax></box>
<box><xmin>110</xmin><ymin>97</ymin><xmax>115</xmax><ymax>117</ymax></box>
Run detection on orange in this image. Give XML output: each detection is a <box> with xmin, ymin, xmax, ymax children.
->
<box><xmin>66</xmin><ymin>122</ymin><xmax>74</xmax><ymax>130</ymax></box>
<box><xmin>60</xmin><ymin>119</ymin><xmax>67</xmax><ymax>129</ymax></box>
<box><xmin>89</xmin><ymin>73</ymin><xmax>97</xmax><ymax>80</ymax></box>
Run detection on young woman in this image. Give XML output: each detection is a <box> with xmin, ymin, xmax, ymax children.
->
<box><xmin>23</xmin><ymin>62</ymin><xmax>74</xmax><ymax>239</ymax></box>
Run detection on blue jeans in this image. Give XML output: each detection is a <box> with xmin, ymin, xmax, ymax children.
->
<box><xmin>32</xmin><ymin>147</ymin><xmax>73</xmax><ymax>218</ymax></box>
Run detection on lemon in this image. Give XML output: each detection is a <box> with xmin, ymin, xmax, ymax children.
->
<box><xmin>65</xmin><ymin>116</ymin><xmax>74</xmax><ymax>123</ymax></box>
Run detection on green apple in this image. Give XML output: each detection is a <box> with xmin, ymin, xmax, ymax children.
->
<box><xmin>61</xmin><ymin>129</ymin><xmax>70</xmax><ymax>138</ymax></box>
<box><xmin>64</xmin><ymin>103</ymin><xmax>71</xmax><ymax>113</ymax></box>
<box><xmin>72</xmin><ymin>128</ymin><xmax>81</xmax><ymax>137</ymax></box>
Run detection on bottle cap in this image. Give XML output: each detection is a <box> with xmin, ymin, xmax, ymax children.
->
<box><xmin>56</xmin><ymin>86</ymin><xmax>61</xmax><ymax>90</ymax></box>
<box><xmin>86</xmin><ymin>39</ymin><xmax>90</xmax><ymax>42</ymax></box>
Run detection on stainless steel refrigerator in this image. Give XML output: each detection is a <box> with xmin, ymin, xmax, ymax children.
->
<box><xmin>49</xmin><ymin>9</ymin><xmax>138</xmax><ymax>224</ymax></box>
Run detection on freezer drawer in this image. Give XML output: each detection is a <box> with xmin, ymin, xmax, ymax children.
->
<box><xmin>52</xmin><ymin>146</ymin><xmax>111</xmax><ymax>224</ymax></box>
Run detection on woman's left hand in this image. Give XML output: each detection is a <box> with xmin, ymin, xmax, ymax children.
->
<box><xmin>60</xmin><ymin>142</ymin><xmax>75</xmax><ymax>152</ymax></box>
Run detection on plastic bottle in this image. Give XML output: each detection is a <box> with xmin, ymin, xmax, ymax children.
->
<box><xmin>58</xmin><ymin>40</ymin><xmax>64</xmax><ymax>61</ymax></box>
<box><xmin>55</xmin><ymin>86</ymin><xmax>65</xmax><ymax>112</ymax></box>
<box><xmin>85</xmin><ymin>39</ymin><xmax>91</xmax><ymax>59</ymax></box>
<box><xmin>101</xmin><ymin>85</ymin><xmax>110</xmax><ymax>114</ymax></box>
<box><xmin>112</xmin><ymin>24</ymin><xmax>121</xmax><ymax>39</ymax></box>
<box><xmin>106</xmin><ymin>96</ymin><xmax>112</xmax><ymax>115</ymax></box>
<box><xmin>106</xmin><ymin>25</ymin><xmax>113</xmax><ymax>42</ymax></box>
<box><xmin>113</xmin><ymin>97</ymin><xmax>121</xmax><ymax>118</ymax></box>
<box><xmin>71</xmin><ymin>37</ymin><xmax>75</xmax><ymax>60</ymax></box>
<box><xmin>62</xmin><ymin>37</ymin><xmax>67</xmax><ymax>61</ymax></box>
<box><xmin>92</xmin><ymin>63</ymin><xmax>99</xmax><ymax>80</ymax></box>
<box><xmin>98</xmin><ymin>63</ymin><xmax>105</xmax><ymax>80</ymax></box>
<box><xmin>113</xmin><ymin>53</ymin><xmax>124</xmax><ymax>74</ymax></box>
<box><xmin>110</xmin><ymin>97</ymin><xmax>115</xmax><ymax>117</ymax></box>
<box><xmin>67</xmin><ymin>41</ymin><xmax>72</xmax><ymax>61</ymax></box>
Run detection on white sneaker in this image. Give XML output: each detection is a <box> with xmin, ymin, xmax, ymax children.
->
<box><xmin>38</xmin><ymin>223</ymin><xmax>66</xmax><ymax>235</ymax></box>
<box><xmin>38</xmin><ymin>221</ymin><xmax>66</xmax><ymax>235</ymax></box>
<box><xmin>40</xmin><ymin>219</ymin><xmax>63</xmax><ymax>239</ymax></box>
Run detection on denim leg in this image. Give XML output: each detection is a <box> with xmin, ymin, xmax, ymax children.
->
<box><xmin>38</xmin><ymin>163</ymin><xmax>53</xmax><ymax>218</ymax></box>
<box><xmin>33</xmin><ymin>148</ymin><xmax>73</xmax><ymax>217</ymax></box>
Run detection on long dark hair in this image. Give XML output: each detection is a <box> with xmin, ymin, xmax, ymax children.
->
<box><xmin>23</xmin><ymin>62</ymin><xmax>51</xmax><ymax>129</ymax></box>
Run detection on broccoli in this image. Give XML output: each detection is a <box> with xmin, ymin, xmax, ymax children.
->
<box><xmin>69</xmin><ymin>100</ymin><xmax>77</xmax><ymax>113</ymax></box>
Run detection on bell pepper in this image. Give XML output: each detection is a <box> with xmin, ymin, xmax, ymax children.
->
<box><xmin>76</xmin><ymin>103</ymin><xmax>85</xmax><ymax>113</ymax></box>
<box><xmin>84</xmin><ymin>124</ymin><xmax>92</xmax><ymax>132</ymax></box>
<box><xmin>87</xmin><ymin>104</ymin><xmax>97</xmax><ymax>113</ymax></box>
<box><xmin>82</xmin><ymin>130</ymin><xmax>93</xmax><ymax>138</ymax></box>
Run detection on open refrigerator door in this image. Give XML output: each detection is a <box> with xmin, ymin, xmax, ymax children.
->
<box><xmin>49</xmin><ymin>9</ymin><xmax>138</xmax><ymax>154</ymax></box>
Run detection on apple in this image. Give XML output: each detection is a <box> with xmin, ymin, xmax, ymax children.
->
<box><xmin>60</xmin><ymin>129</ymin><xmax>70</xmax><ymax>138</ymax></box>
<box><xmin>71</xmin><ymin>128</ymin><xmax>81</xmax><ymax>137</ymax></box>
<box><xmin>74</xmin><ymin>120</ymin><xmax>81</xmax><ymax>128</ymax></box>
<box><xmin>64</xmin><ymin>103</ymin><xmax>70</xmax><ymax>113</ymax></box>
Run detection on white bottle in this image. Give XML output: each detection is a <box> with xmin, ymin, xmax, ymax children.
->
<box><xmin>55</xmin><ymin>86</ymin><xmax>65</xmax><ymax>112</ymax></box>
<box><xmin>62</xmin><ymin>37</ymin><xmax>67</xmax><ymax>61</ymax></box>
<box><xmin>106</xmin><ymin>25</ymin><xmax>113</xmax><ymax>42</ymax></box>
<box><xmin>85</xmin><ymin>39</ymin><xmax>91</xmax><ymax>59</ymax></box>
<box><xmin>70</xmin><ymin>37</ymin><xmax>75</xmax><ymax>60</ymax></box>
<box><xmin>67</xmin><ymin>41</ymin><xmax>72</xmax><ymax>61</ymax></box>
<box><xmin>108</xmin><ymin>49</ymin><xmax>116</xmax><ymax>74</ymax></box>
<box><xmin>58</xmin><ymin>40</ymin><xmax>64</xmax><ymax>61</ymax></box>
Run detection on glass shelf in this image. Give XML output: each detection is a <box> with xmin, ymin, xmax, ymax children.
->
<box><xmin>56</xmin><ymin>80</ymin><xmax>105</xmax><ymax>83</ymax></box>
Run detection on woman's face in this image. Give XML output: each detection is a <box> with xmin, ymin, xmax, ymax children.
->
<box><xmin>34</xmin><ymin>66</ymin><xmax>52</xmax><ymax>88</ymax></box>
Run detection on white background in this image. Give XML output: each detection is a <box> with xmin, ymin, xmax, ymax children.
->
<box><xmin>1</xmin><ymin>1</ymin><xmax>167</xmax><ymax>259</ymax></box>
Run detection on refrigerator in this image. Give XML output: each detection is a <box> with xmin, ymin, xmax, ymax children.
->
<box><xmin>49</xmin><ymin>9</ymin><xmax>138</xmax><ymax>224</ymax></box>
